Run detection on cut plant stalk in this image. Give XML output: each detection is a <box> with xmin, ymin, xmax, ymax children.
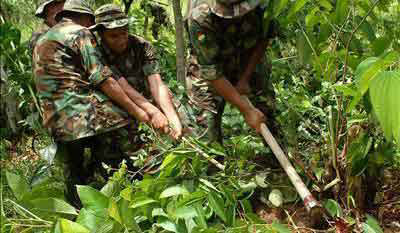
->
<box><xmin>242</xmin><ymin>96</ymin><xmax>320</xmax><ymax>212</ymax></box>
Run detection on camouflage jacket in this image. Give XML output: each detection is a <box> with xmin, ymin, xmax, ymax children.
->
<box><xmin>188</xmin><ymin>0</ymin><xmax>268</xmax><ymax>81</ymax></box>
<box><xmin>97</xmin><ymin>34</ymin><xmax>160</xmax><ymax>98</ymax></box>
<box><xmin>28</xmin><ymin>23</ymin><xmax>50</xmax><ymax>55</ymax></box>
<box><xmin>33</xmin><ymin>18</ymin><xmax>130</xmax><ymax>142</ymax></box>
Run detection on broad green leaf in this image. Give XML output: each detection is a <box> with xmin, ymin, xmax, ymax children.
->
<box><xmin>305</xmin><ymin>7</ymin><xmax>320</xmax><ymax>29</ymax></box>
<box><xmin>362</xmin><ymin>215</ymin><xmax>383</xmax><ymax>233</ymax></box>
<box><xmin>175</xmin><ymin>206</ymin><xmax>198</xmax><ymax>219</ymax></box>
<box><xmin>334</xmin><ymin>84</ymin><xmax>358</xmax><ymax>97</ymax></box>
<box><xmin>77</xmin><ymin>185</ymin><xmax>109</xmax><ymax>212</ymax></box>
<box><xmin>358</xmin><ymin>51</ymin><xmax>400</xmax><ymax>95</ymax></box>
<box><xmin>287</xmin><ymin>0</ymin><xmax>309</xmax><ymax>19</ymax></box>
<box><xmin>296</xmin><ymin>31</ymin><xmax>312</xmax><ymax>65</ymax></box>
<box><xmin>268</xmin><ymin>189</ymin><xmax>283</xmax><ymax>207</ymax></box>
<box><xmin>372</xmin><ymin>37</ymin><xmax>392</xmax><ymax>56</ymax></box>
<box><xmin>335</xmin><ymin>0</ymin><xmax>349</xmax><ymax>24</ymax></box>
<box><xmin>130</xmin><ymin>196</ymin><xmax>158</xmax><ymax>208</ymax></box>
<box><xmin>324</xmin><ymin>199</ymin><xmax>343</xmax><ymax>218</ymax></box>
<box><xmin>54</xmin><ymin>218</ymin><xmax>90</xmax><ymax>233</ymax></box>
<box><xmin>157</xmin><ymin>217</ymin><xmax>178</xmax><ymax>233</ymax></box>
<box><xmin>101</xmin><ymin>181</ymin><xmax>119</xmax><ymax>197</ymax></box>
<box><xmin>271</xmin><ymin>222</ymin><xmax>291</xmax><ymax>233</ymax></box>
<box><xmin>159</xmin><ymin>153</ymin><xmax>179</xmax><ymax>170</ymax></box>
<box><xmin>30</xmin><ymin>198</ymin><xmax>77</xmax><ymax>216</ymax></box>
<box><xmin>119</xmin><ymin>199</ymin><xmax>141</xmax><ymax>231</ymax></box>
<box><xmin>108</xmin><ymin>199</ymin><xmax>122</xmax><ymax>224</ymax></box>
<box><xmin>370</xmin><ymin>71</ymin><xmax>400</xmax><ymax>143</ymax></box>
<box><xmin>76</xmin><ymin>208</ymin><xmax>104</xmax><ymax>232</ymax></box>
<box><xmin>318</xmin><ymin>0</ymin><xmax>333</xmax><ymax>10</ymax></box>
<box><xmin>152</xmin><ymin>208</ymin><xmax>168</xmax><ymax>217</ymax></box>
<box><xmin>199</xmin><ymin>179</ymin><xmax>220</xmax><ymax>193</ymax></box>
<box><xmin>120</xmin><ymin>187</ymin><xmax>132</xmax><ymax>201</ymax></box>
<box><xmin>6</xmin><ymin>172</ymin><xmax>30</xmax><ymax>200</ymax></box>
<box><xmin>160</xmin><ymin>185</ymin><xmax>189</xmax><ymax>198</ymax></box>
<box><xmin>207</xmin><ymin>193</ymin><xmax>227</xmax><ymax>223</ymax></box>
<box><xmin>272</xmin><ymin>0</ymin><xmax>289</xmax><ymax>17</ymax></box>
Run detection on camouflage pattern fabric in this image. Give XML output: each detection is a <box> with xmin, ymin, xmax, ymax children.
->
<box><xmin>32</xmin><ymin>18</ymin><xmax>130</xmax><ymax>142</ymax></box>
<box><xmin>186</xmin><ymin>0</ymin><xmax>279</xmax><ymax>141</ymax></box>
<box><xmin>96</xmin><ymin>34</ymin><xmax>160</xmax><ymax>97</ymax></box>
<box><xmin>90</xmin><ymin>4</ymin><xmax>129</xmax><ymax>30</ymax></box>
<box><xmin>210</xmin><ymin>0</ymin><xmax>261</xmax><ymax>19</ymax></box>
<box><xmin>35</xmin><ymin>0</ymin><xmax>64</xmax><ymax>18</ymax></box>
<box><xmin>55</xmin><ymin>124</ymin><xmax>146</xmax><ymax>207</ymax></box>
<box><xmin>28</xmin><ymin>23</ymin><xmax>49</xmax><ymax>55</ymax></box>
<box><xmin>55</xmin><ymin>0</ymin><xmax>94</xmax><ymax>21</ymax></box>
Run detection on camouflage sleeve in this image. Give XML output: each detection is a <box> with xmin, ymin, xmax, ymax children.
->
<box><xmin>74</xmin><ymin>29</ymin><xmax>114</xmax><ymax>86</ymax></box>
<box><xmin>142</xmin><ymin>42</ymin><xmax>160</xmax><ymax>77</ymax></box>
<box><xmin>189</xmin><ymin>21</ymin><xmax>223</xmax><ymax>81</ymax></box>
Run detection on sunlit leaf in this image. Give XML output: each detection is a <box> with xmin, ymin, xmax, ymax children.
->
<box><xmin>54</xmin><ymin>219</ymin><xmax>90</xmax><ymax>233</ymax></box>
<box><xmin>6</xmin><ymin>171</ymin><xmax>30</xmax><ymax>200</ymax></box>
<box><xmin>160</xmin><ymin>185</ymin><xmax>189</xmax><ymax>198</ymax></box>
<box><xmin>30</xmin><ymin>198</ymin><xmax>77</xmax><ymax>216</ymax></box>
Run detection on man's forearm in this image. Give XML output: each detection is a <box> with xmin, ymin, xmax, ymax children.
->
<box><xmin>148</xmin><ymin>75</ymin><xmax>182</xmax><ymax>127</ymax></box>
<box><xmin>117</xmin><ymin>78</ymin><xmax>161</xmax><ymax>117</ymax></box>
<box><xmin>210</xmin><ymin>78</ymin><xmax>253</xmax><ymax>114</ymax></box>
<box><xmin>99</xmin><ymin>77</ymin><xmax>149</xmax><ymax>122</ymax></box>
<box><xmin>238</xmin><ymin>40</ymin><xmax>269</xmax><ymax>83</ymax></box>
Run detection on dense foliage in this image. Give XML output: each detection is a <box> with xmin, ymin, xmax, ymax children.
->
<box><xmin>1</xmin><ymin>0</ymin><xmax>400</xmax><ymax>233</ymax></box>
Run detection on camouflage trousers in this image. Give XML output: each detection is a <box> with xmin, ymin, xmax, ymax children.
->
<box><xmin>54</xmin><ymin>124</ymin><xmax>145</xmax><ymax>207</ymax></box>
<box><xmin>185</xmin><ymin>55</ymin><xmax>281</xmax><ymax>143</ymax></box>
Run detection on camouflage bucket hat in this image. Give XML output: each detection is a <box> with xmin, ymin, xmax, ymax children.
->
<box><xmin>210</xmin><ymin>0</ymin><xmax>260</xmax><ymax>18</ymax></box>
<box><xmin>55</xmin><ymin>0</ymin><xmax>94</xmax><ymax>21</ymax></box>
<box><xmin>90</xmin><ymin>4</ymin><xmax>129</xmax><ymax>31</ymax></box>
<box><xmin>35</xmin><ymin>0</ymin><xmax>64</xmax><ymax>18</ymax></box>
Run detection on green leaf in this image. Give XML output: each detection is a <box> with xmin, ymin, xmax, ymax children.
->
<box><xmin>287</xmin><ymin>0</ymin><xmax>309</xmax><ymax>19</ymax></box>
<box><xmin>157</xmin><ymin>217</ymin><xmax>178</xmax><ymax>233</ymax></box>
<box><xmin>100</xmin><ymin>181</ymin><xmax>119</xmax><ymax>197</ymax></box>
<box><xmin>372</xmin><ymin>37</ymin><xmax>392</xmax><ymax>56</ymax></box>
<box><xmin>358</xmin><ymin>51</ymin><xmax>400</xmax><ymax>95</ymax></box>
<box><xmin>119</xmin><ymin>199</ymin><xmax>141</xmax><ymax>231</ymax></box>
<box><xmin>296</xmin><ymin>31</ymin><xmax>312</xmax><ymax>65</ymax></box>
<box><xmin>152</xmin><ymin>208</ymin><xmax>168</xmax><ymax>217</ymax></box>
<box><xmin>108</xmin><ymin>199</ymin><xmax>122</xmax><ymax>224</ymax></box>
<box><xmin>175</xmin><ymin>206</ymin><xmax>198</xmax><ymax>219</ymax></box>
<box><xmin>324</xmin><ymin>199</ymin><xmax>343</xmax><ymax>218</ymax></box>
<box><xmin>54</xmin><ymin>218</ymin><xmax>90</xmax><ymax>233</ymax></box>
<box><xmin>207</xmin><ymin>193</ymin><xmax>227</xmax><ymax>223</ymax></box>
<box><xmin>272</xmin><ymin>0</ymin><xmax>289</xmax><ymax>17</ymax></box>
<box><xmin>120</xmin><ymin>187</ymin><xmax>132</xmax><ymax>201</ymax></box>
<box><xmin>6</xmin><ymin>172</ymin><xmax>30</xmax><ymax>200</ymax></box>
<box><xmin>160</xmin><ymin>185</ymin><xmax>189</xmax><ymax>198</ymax></box>
<box><xmin>76</xmin><ymin>208</ymin><xmax>104</xmax><ymax>232</ymax></box>
<box><xmin>335</xmin><ymin>0</ymin><xmax>349</xmax><ymax>24</ymax></box>
<box><xmin>130</xmin><ymin>196</ymin><xmax>159</xmax><ymax>208</ymax></box>
<box><xmin>362</xmin><ymin>215</ymin><xmax>383</xmax><ymax>233</ymax></box>
<box><xmin>76</xmin><ymin>185</ymin><xmax>109</xmax><ymax>212</ymax></box>
<box><xmin>370</xmin><ymin>71</ymin><xmax>400</xmax><ymax>143</ymax></box>
<box><xmin>271</xmin><ymin>222</ymin><xmax>291</xmax><ymax>233</ymax></box>
<box><xmin>30</xmin><ymin>198</ymin><xmax>77</xmax><ymax>216</ymax></box>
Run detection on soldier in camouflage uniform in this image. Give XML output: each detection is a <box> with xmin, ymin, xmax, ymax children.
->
<box><xmin>186</xmin><ymin>0</ymin><xmax>279</xmax><ymax>143</ymax></box>
<box><xmin>29</xmin><ymin>0</ymin><xmax>65</xmax><ymax>53</ymax></box>
<box><xmin>33</xmin><ymin>0</ymin><xmax>166</xmax><ymax>206</ymax></box>
<box><xmin>90</xmin><ymin>4</ymin><xmax>183</xmax><ymax>139</ymax></box>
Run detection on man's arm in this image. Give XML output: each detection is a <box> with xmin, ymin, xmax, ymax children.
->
<box><xmin>235</xmin><ymin>40</ymin><xmax>269</xmax><ymax>95</ymax></box>
<box><xmin>76</xmin><ymin>28</ymin><xmax>149</xmax><ymax>122</ymax></box>
<box><xmin>117</xmin><ymin>77</ymin><xmax>169</xmax><ymax>132</ymax></box>
<box><xmin>99</xmin><ymin>78</ymin><xmax>149</xmax><ymax>122</ymax></box>
<box><xmin>209</xmin><ymin>77</ymin><xmax>265</xmax><ymax>132</ymax></box>
<box><xmin>148</xmin><ymin>74</ymin><xmax>183</xmax><ymax>139</ymax></box>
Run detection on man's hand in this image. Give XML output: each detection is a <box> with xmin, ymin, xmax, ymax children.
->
<box><xmin>150</xmin><ymin>111</ymin><xmax>169</xmax><ymax>131</ymax></box>
<box><xmin>243</xmin><ymin>107</ymin><xmax>266</xmax><ymax>133</ymax></box>
<box><xmin>235</xmin><ymin>80</ymin><xmax>251</xmax><ymax>95</ymax></box>
<box><xmin>169</xmin><ymin>121</ymin><xmax>183</xmax><ymax>140</ymax></box>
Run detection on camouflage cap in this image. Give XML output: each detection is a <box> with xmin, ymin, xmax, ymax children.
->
<box><xmin>55</xmin><ymin>0</ymin><xmax>94</xmax><ymax>21</ymax></box>
<box><xmin>35</xmin><ymin>0</ymin><xmax>65</xmax><ymax>18</ymax></box>
<box><xmin>90</xmin><ymin>4</ymin><xmax>129</xmax><ymax>31</ymax></box>
<box><xmin>210</xmin><ymin>0</ymin><xmax>260</xmax><ymax>18</ymax></box>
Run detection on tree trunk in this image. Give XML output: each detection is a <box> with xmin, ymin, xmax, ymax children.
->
<box><xmin>172</xmin><ymin>0</ymin><xmax>186</xmax><ymax>87</ymax></box>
